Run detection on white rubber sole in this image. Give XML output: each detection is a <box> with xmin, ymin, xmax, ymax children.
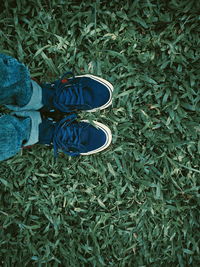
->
<box><xmin>80</xmin><ymin>120</ymin><xmax>112</xmax><ymax>155</ymax></box>
<box><xmin>76</xmin><ymin>74</ymin><xmax>114</xmax><ymax>112</ymax></box>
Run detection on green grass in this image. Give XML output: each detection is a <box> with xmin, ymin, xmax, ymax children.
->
<box><xmin>0</xmin><ymin>0</ymin><xmax>200</xmax><ymax>266</ymax></box>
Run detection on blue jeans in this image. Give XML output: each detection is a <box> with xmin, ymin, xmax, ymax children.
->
<box><xmin>0</xmin><ymin>54</ymin><xmax>42</xmax><ymax>161</ymax></box>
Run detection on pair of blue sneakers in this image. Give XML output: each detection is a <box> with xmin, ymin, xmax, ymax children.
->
<box><xmin>35</xmin><ymin>72</ymin><xmax>113</xmax><ymax>157</ymax></box>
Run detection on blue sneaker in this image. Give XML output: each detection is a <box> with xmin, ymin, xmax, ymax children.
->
<box><xmin>19</xmin><ymin>112</ymin><xmax>112</xmax><ymax>157</ymax></box>
<box><xmin>39</xmin><ymin>114</ymin><xmax>112</xmax><ymax>157</ymax></box>
<box><xmin>41</xmin><ymin>72</ymin><xmax>113</xmax><ymax>113</ymax></box>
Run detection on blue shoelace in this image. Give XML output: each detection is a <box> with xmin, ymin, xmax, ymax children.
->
<box><xmin>52</xmin><ymin>72</ymin><xmax>91</xmax><ymax>112</ymax></box>
<box><xmin>53</xmin><ymin>113</ymin><xmax>87</xmax><ymax>157</ymax></box>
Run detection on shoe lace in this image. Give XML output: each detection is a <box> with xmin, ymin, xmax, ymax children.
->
<box><xmin>53</xmin><ymin>72</ymin><xmax>90</xmax><ymax>112</ymax></box>
<box><xmin>53</xmin><ymin>113</ymin><xmax>87</xmax><ymax>157</ymax></box>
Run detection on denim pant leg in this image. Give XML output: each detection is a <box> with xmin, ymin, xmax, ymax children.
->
<box><xmin>0</xmin><ymin>114</ymin><xmax>31</xmax><ymax>161</ymax></box>
<box><xmin>0</xmin><ymin>53</ymin><xmax>43</xmax><ymax>111</ymax></box>
<box><xmin>0</xmin><ymin>54</ymin><xmax>32</xmax><ymax>106</ymax></box>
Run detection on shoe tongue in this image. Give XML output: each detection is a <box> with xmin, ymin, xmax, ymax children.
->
<box><xmin>61</xmin><ymin>83</ymin><xmax>92</xmax><ymax>109</ymax></box>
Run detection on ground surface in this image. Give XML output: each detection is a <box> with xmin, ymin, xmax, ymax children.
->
<box><xmin>0</xmin><ymin>0</ymin><xmax>200</xmax><ymax>266</ymax></box>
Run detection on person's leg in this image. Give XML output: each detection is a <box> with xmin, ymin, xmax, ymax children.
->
<box><xmin>0</xmin><ymin>53</ymin><xmax>43</xmax><ymax>110</ymax></box>
<box><xmin>0</xmin><ymin>111</ymin><xmax>42</xmax><ymax>161</ymax></box>
<box><xmin>0</xmin><ymin>53</ymin><xmax>32</xmax><ymax>106</ymax></box>
<box><xmin>0</xmin><ymin>114</ymin><xmax>31</xmax><ymax>161</ymax></box>
<box><xmin>0</xmin><ymin>54</ymin><xmax>113</xmax><ymax>113</ymax></box>
<box><xmin>0</xmin><ymin>109</ymin><xmax>112</xmax><ymax>161</ymax></box>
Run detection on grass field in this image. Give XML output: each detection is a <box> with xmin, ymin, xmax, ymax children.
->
<box><xmin>0</xmin><ymin>0</ymin><xmax>200</xmax><ymax>266</ymax></box>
